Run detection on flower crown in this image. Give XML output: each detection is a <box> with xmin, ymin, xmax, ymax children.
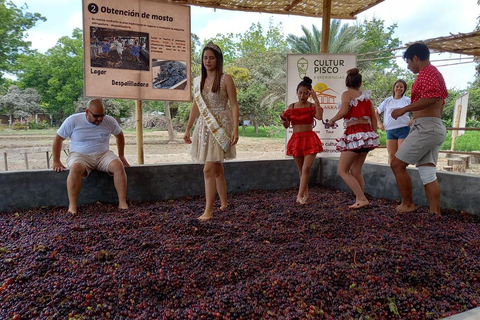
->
<box><xmin>205</xmin><ymin>41</ymin><xmax>222</xmax><ymax>54</ymax></box>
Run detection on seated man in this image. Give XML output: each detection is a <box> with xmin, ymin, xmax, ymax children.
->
<box><xmin>52</xmin><ymin>98</ymin><xmax>129</xmax><ymax>214</ymax></box>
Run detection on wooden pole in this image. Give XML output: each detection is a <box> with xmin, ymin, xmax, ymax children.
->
<box><xmin>135</xmin><ymin>100</ymin><xmax>144</xmax><ymax>164</ymax></box>
<box><xmin>451</xmin><ymin>104</ymin><xmax>462</xmax><ymax>152</ymax></box>
<box><xmin>164</xmin><ymin>101</ymin><xmax>175</xmax><ymax>141</ymax></box>
<box><xmin>321</xmin><ymin>0</ymin><xmax>332</xmax><ymax>53</ymax></box>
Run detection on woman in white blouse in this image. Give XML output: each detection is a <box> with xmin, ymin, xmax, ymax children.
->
<box><xmin>375</xmin><ymin>79</ymin><xmax>412</xmax><ymax>163</ymax></box>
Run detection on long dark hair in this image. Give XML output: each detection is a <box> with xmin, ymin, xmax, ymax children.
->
<box><xmin>201</xmin><ymin>47</ymin><xmax>224</xmax><ymax>93</ymax></box>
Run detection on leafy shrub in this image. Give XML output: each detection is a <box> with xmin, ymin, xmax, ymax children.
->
<box><xmin>28</xmin><ymin>120</ymin><xmax>50</xmax><ymax>129</ymax></box>
<box><xmin>12</xmin><ymin>122</ymin><xmax>28</xmax><ymax>130</ymax></box>
<box><xmin>377</xmin><ymin>130</ymin><xmax>386</xmax><ymax>147</ymax></box>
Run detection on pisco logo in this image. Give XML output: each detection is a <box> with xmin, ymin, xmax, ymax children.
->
<box><xmin>296</xmin><ymin>58</ymin><xmax>308</xmax><ymax>79</ymax></box>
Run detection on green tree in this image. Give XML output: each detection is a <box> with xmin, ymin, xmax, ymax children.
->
<box><xmin>355</xmin><ymin>18</ymin><xmax>401</xmax><ymax>70</ymax></box>
<box><xmin>0</xmin><ymin>85</ymin><xmax>43</xmax><ymax>123</ymax></box>
<box><xmin>286</xmin><ymin>20</ymin><xmax>364</xmax><ymax>54</ymax></box>
<box><xmin>16</xmin><ymin>28</ymin><xmax>84</xmax><ymax>121</ymax></box>
<box><xmin>237</xmin><ymin>19</ymin><xmax>287</xmax><ymax>56</ymax></box>
<box><xmin>203</xmin><ymin>33</ymin><xmax>238</xmax><ymax>64</ymax></box>
<box><xmin>234</xmin><ymin>21</ymin><xmax>288</xmax><ymax>132</ymax></box>
<box><xmin>0</xmin><ymin>0</ymin><xmax>45</xmax><ymax>85</ymax></box>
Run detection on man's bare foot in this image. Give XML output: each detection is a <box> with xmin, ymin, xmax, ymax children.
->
<box><xmin>118</xmin><ymin>203</ymin><xmax>129</xmax><ymax>210</ymax></box>
<box><xmin>296</xmin><ymin>196</ymin><xmax>307</xmax><ymax>205</ymax></box>
<box><xmin>396</xmin><ymin>203</ymin><xmax>416</xmax><ymax>213</ymax></box>
<box><xmin>198</xmin><ymin>210</ymin><xmax>213</xmax><ymax>221</ymax></box>
<box><xmin>219</xmin><ymin>204</ymin><xmax>228</xmax><ymax>210</ymax></box>
<box><xmin>349</xmin><ymin>199</ymin><xmax>369</xmax><ymax>209</ymax></box>
<box><xmin>68</xmin><ymin>206</ymin><xmax>77</xmax><ymax>215</ymax></box>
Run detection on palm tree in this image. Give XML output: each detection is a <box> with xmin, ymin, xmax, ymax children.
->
<box><xmin>287</xmin><ymin>20</ymin><xmax>364</xmax><ymax>54</ymax></box>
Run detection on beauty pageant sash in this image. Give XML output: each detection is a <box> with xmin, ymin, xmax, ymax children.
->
<box><xmin>194</xmin><ymin>76</ymin><xmax>231</xmax><ymax>152</ymax></box>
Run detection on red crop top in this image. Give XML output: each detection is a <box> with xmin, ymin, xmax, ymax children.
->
<box><xmin>282</xmin><ymin>105</ymin><xmax>316</xmax><ymax>126</ymax></box>
<box><xmin>344</xmin><ymin>91</ymin><xmax>373</xmax><ymax>124</ymax></box>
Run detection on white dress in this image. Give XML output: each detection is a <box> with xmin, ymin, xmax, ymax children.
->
<box><xmin>191</xmin><ymin>74</ymin><xmax>236</xmax><ymax>163</ymax></box>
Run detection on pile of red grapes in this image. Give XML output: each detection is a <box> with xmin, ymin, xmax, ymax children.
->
<box><xmin>1</xmin><ymin>186</ymin><xmax>479</xmax><ymax>319</ymax></box>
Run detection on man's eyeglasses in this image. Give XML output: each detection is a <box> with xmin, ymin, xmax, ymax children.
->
<box><xmin>88</xmin><ymin>110</ymin><xmax>105</xmax><ymax>118</ymax></box>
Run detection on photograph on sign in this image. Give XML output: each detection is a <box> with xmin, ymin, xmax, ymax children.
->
<box><xmin>152</xmin><ymin>60</ymin><xmax>188</xmax><ymax>90</ymax></box>
<box><xmin>90</xmin><ymin>27</ymin><xmax>149</xmax><ymax>71</ymax></box>
<box><xmin>286</xmin><ymin>54</ymin><xmax>357</xmax><ymax>157</ymax></box>
<box><xmin>83</xmin><ymin>0</ymin><xmax>191</xmax><ymax>101</ymax></box>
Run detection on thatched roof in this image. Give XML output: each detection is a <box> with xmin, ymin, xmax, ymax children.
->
<box><xmin>151</xmin><ymin>0</ymin><xmax>385</xmax><ymax>19</ymax></box>
<box><xmin>408</xmin><ymin>31</ymin><xmax>480</xmax><ymax>57</ymax></box>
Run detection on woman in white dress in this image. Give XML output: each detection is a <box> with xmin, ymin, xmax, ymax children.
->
<box><xmin>183</xmin><ymin>41</ymin><xmax>239</xmax><ymax>220</ymax></box>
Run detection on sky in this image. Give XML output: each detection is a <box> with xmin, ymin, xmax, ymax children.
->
<box><xmin>10</xmin><ymin>0</ymin><xmax>480</xmax><ymax>90</ymax></box>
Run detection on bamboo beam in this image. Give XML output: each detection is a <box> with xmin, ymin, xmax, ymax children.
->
<box><xmin>284</xmin><ymin>0</ymin><xmax>303</xmax><ymax>12</ymax></box>
<box><xmin>149</xmin><ymin>0</ymin><xmax>360</xmax><ymax>19</ymax></box>
<box><xmin>321</xmin><ymin>0</ymin><xmax>331</xmax><ymax>53</ymax></box>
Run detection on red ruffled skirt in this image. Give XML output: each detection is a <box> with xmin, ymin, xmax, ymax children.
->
<box><xmin>336</xmin><ymin>123</ymin><xmax>380</xmax><ymax>152</ymax></box>
<box><xmin>287</xmin><ymin>131</ymin><xmax>323</xmax><ymax>157</ymax></box>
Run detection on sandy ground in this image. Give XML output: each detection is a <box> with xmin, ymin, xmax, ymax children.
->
<box><xmin>1</xmin><ymin>130</ymin><xmax>479</xmax><ymax>175</ymax></box>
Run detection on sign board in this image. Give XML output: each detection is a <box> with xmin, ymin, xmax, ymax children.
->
<box><xmin>453</xmin><ymin>93</ymin><xmax>469</xmax><ymax>136</ymax></box>
<box><xmin>286</xmin><ymin>54</ymin><xmax>357</xmax><ymax>157</ymax></box>
<box><xmin>82</xmin><ymin>0</ymin><xmax>191</xmax><ymax>101</ymax></box>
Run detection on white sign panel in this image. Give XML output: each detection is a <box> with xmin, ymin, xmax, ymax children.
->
<box><xmin>83</xmin><ymin>0</ymin><xmax>191</xmax><ymax>101</ymax></box>
<box><xmin>286</xmin><ymin>54</ymin><xmax>357</xmax><ymax>157</ymax></box>
<box><xmin>453</xmin><ymin>93</ymin><xmax>469</xmax><ymax>136</ymax></box>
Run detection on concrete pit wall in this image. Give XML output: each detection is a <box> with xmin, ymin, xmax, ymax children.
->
<box><xmin>0</xmin><ymin>158</ymin><xmax>479</xmax><ymax>215</ymax></box>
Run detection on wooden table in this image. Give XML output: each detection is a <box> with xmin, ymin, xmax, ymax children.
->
<box><xmin>3</xmin><ymin>145</ymin><xmax>69</xmax><ymax>171</ymax></box>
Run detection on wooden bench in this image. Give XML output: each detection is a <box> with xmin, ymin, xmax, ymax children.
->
<box><xmin>3</xmin><ymin>144</ymin><xmax>69</xmax><ymax>171</ymax></box>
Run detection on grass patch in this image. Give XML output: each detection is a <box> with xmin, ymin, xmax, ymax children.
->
<box><xmin>0</xmin><ymin>128</ymin><xmax>58</xmax><ymax>136</ymax></box>
<box><xmin>239</xmin><ymin>125</ymin><xmax>285</xmax><ymax>139</ymax></box>
<box><xmin>442</xmin><ymin>131</ymin><xmax>480</xmax><ymax>152</ymax></box>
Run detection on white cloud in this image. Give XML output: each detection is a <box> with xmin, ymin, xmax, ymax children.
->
<box><xmin>66</xmin><ymin>11</ymin><xmax>83</xmax><ymax>30</ymax></box>
<box><xmin>24</xmin><ymin>29</ymin><xmax>61</xmax><ymax>53</ymax></box>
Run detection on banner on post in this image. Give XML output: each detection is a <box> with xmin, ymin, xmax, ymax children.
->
<box><xmin>453</xmin><ymin>93</ymin><xmax>469</xmax><ymax>136</ymax></box>
<box><xmin>82</xmin><ymin>0</ymin><xmax>191</xmax><ymax>101</ymax></box>
<box><xmin>286</xmin><ymin>54</ymin><xmax>356</xmax><ymax>157</ymax></box>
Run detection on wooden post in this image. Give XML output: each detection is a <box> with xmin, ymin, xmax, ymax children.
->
<box><xmin>4</xmin><ymin>152</ymin><xmax>8</xmax><ymax>171</ymax></box>
<box><xmin>460</xmin><ymin>155</ymin><xmax>470</xmax><ymax>169</ymax></box>
<box><xmin>135</xmin><ymin>100</ymin><xmax>144</xmax><ymax>164</ymax></box>
<box><xmin>451</xmin><ymin>104</ymin><xmax>462</xmax><ymax>151</ymax></box>
<box><xmin>164</xmin><ymin>101</ymin><xmax>175</xmax><ymax>141</ymax></box>
<box><xmin>320</xmin><ymin>0</ymin><xmax>331</xmax><ymax>53</ymax></box>
<box><xmin>24</xmin><ymin>153</ymin><xmax>29</xmax><ymax>170</ymax></box>
<box><xmin>447</xmin><ymin>158</ymin><xmax>465</xmax><ymax>172</ymax></box>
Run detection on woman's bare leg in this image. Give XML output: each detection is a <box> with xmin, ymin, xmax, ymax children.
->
<box><xmin>386</xmin><ymin>139</ymin><xmax>398</xmax><ymax>164</ymax></box>
<box><xmin>199</xmin><ymin>162</ymin><xmax>217</xmax><ymax>220</ymax></box>
<box><xmin>293</xmin><ymin>156</ymin><xmax>307</xmax><ymax>204</ymax></box>
<box><xmin>337</xmin><ymin>151</ymin><xmax>369</xmax><ymax>209</ymax></box>
<box><xmin>297</xmin><ymin>154</ymin><xmax>317</xmax><ymax>203</ymax></box>
<box><xmin>349</xmin><ymin>152</ymin><xmax>369</xmax><ymax>208</ymax></box>
<box><xmin>213</xmin><ymin>163</ymin><xmax>228</xmax><ymax>210</ymax></box>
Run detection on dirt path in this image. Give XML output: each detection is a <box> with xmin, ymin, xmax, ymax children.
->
<box><xmin>1</xmin><ymin>130</ymin><xmax>479</xmax><ymax>175</ymax></box>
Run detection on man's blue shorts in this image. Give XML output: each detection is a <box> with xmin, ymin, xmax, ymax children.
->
<box><xmin>386</xmin><ymin>126</ymin><xmax>410</xmax><ymax>140</ymax></box>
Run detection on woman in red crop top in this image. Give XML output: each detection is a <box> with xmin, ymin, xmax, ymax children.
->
<box><xmin>281</xmin><ymin>76</ymin><xmax>324</xmax><ymax>205</ymax></box>
<box><xmin>329</xmin><ymin>68</ymin><xmax>379</xmax><ymax>209</ymax></box>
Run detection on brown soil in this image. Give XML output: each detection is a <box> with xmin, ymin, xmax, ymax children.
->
<box><xmin>1</xmin><ymin>130</ymin><xmax>479</xmax><ymax>175</ymax></box>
